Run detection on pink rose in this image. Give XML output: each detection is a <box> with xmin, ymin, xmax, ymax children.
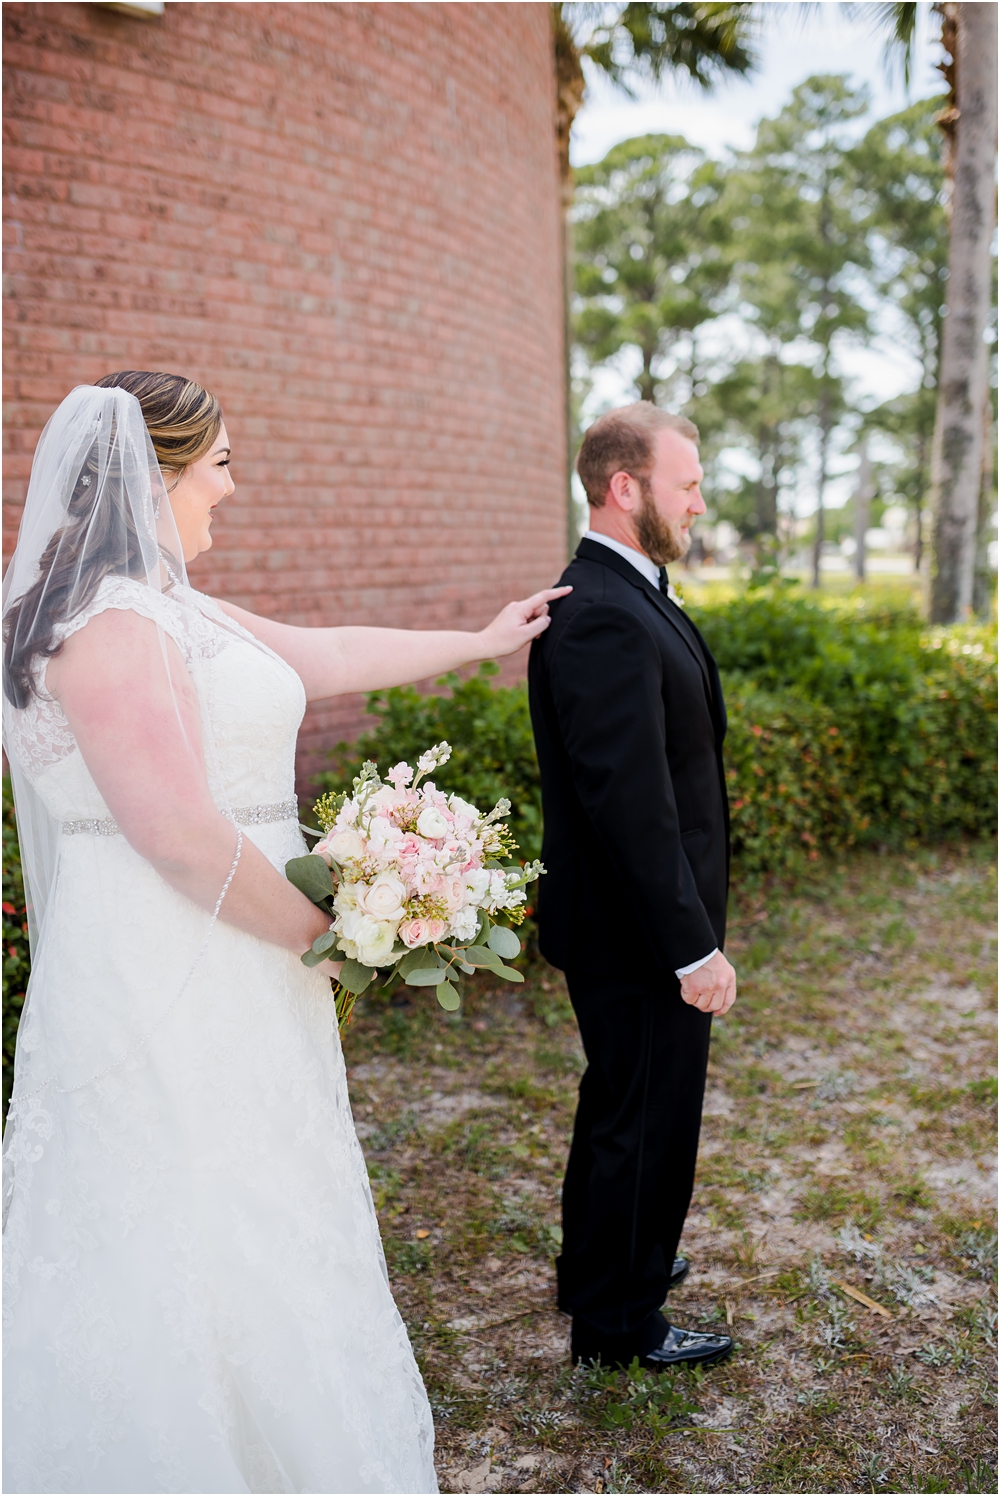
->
<box><xmin>399</xmin><ymin>917</ymin><xmax>447</xmax><ymax>949</ymax></box>
<box><xmin>441</xmin><ymin>877</ymin><xmax>467</xmax><ymax>913</ymax></box>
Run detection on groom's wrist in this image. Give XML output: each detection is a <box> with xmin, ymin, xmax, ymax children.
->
<box><xmin>675</xmin><ymin>947</ymin><xmax>718</xmax><ymax>978</ymax></box>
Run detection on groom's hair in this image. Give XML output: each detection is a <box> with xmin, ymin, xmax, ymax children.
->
<box><xmin>577</xmin><ymin>402</ymin><xmax>699</xmax><ymax>507</ymax></box>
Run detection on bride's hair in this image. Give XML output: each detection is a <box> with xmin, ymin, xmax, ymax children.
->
<box><xmin>3</xmin><ymin>371</ymin><xmax>222</xmax><ymax>709</ymax></box>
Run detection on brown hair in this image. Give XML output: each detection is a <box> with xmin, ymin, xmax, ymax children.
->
<box><xmin>94</xmin><ymin>370</ymin><xmax>222</xmax><ymax>474</ymax></box>
<box><xmin>576</xmin><ymin>402</ymin><xmax>699</xmax><ymax>507</ymax></box>
<box><xmin>3</xmin><ymin>372</ymin><xmax>222</xmax><ymax>708</ymax></box>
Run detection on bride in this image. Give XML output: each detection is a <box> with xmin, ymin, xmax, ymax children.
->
<box><xmin>2</xmin><ymin>373</ymin><xmax>568</xmax><ymax>1495</ymax></box>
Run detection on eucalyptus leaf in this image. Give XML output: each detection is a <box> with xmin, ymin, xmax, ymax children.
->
<box><xmin>311</xmin><ymin>929</ymin><xmax>338</xmax><ymax>954</ymax></box>
<box><xmin>496</xmin><ymin>963</ymin><xmax>524</xmax><ymax>983</ymax></box>
<box><xmin>301</xmin><ymin>947</ymin><xmax>330</xmax><ymax>968</ymax></box>
<box><xmin>458</xmin><ymin>961</ymin><xmax>475</xmax><ymax>976</ymax></box>
<box><xmin>487</xmin><ymin>925</ymin><xmax>521</xmax><ymax>960</ymax></box>
<box><xmin>462</xmin><ymin>945</ymin><xmax>504</xmax><ymax>970</ymax></box>
<box><xmin>338</xmin><ymin>959</ymin><xmax>375</xmax><ymax>995</ymax></box>
<box><xmin>405</xmin><ymin>968</ymin><xmax>447</xmax><ymax>987</ymax></box>
<box><xmin>285</xmin><ymin>855</ymin><xmax>335</xmax><ymax>904</ymax></box>
<box><xmin>397</xmin><ymin>949</ymin><xmax>426</xmax><ymax>979</ymax></box>
<box><xmin>435</xmin><ymin>980</ymin><xmax>461</xmax><ymax>1011</ymax></box>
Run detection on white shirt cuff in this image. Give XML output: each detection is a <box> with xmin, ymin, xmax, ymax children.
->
<box><xmin>675</xmin><ymin>948</ymin><xmax>718</xmax><ymax>978</ymax></box>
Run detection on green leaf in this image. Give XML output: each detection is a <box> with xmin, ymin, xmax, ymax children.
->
<box><xmin>397</xmin><ymin>949</ymin><xmax>427</xmax><ymax>979</ymax></box>
<box><xmin>301</xmin><ymin>947</ymin><xmax>330</xmax><ymax>968</ymax></box>
<box><xmin>496</xmin><ymin>963</ymin><xmax>523</xmax><ymax>983</ymax></box>
<box><xmin>285</xmin><ymin>855</ymin><xmax>335</xmax><ymax>904</ymax></box>
<box><xmin>338</xmin><ymin>959</ymin><xmax>375</xmax><ymax>994</ymax></box>
<box><xmin>461</xmin><ymin>945</ymin><xmax>504</xmax><ymax>970</ymax></box>
<box><xmin>487</xmin><ymin>925</ymin><xmax>521</xmax><ymax>960</ymax></box>
<box><xmin>311</xmin><ymin>929</ymin><xmax>338</xmax><ymax>954</ymax></box>
<box><xmin>436</xmin><ymin>980</ymin><xmax>461</xmax><ymax>1011</ymax></box>
<box><xmin>405</xmin><ymin>968</ymin><xmax>447</xmax><ymax>986</ymax></box>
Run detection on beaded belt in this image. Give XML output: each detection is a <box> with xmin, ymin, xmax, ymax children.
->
<box><xmin>61</xmin><ymin>798</ymin><xmax>299</xmax><ymax>836</ymax></box>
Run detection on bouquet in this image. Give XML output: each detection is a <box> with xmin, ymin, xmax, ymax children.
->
<box><xmin>286</xmin><ymin>742</ymin><xmax>543</xmax><ymax>1031</ymax></box>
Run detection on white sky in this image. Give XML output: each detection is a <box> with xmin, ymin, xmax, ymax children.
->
<box><xmin>569</xmin><ymin>0</ymin><xmax>949</xmax><ymax>513</ymax></box>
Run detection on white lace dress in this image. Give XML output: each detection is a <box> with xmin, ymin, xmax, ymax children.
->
<box><xmin>2</xmin><ymin>578</ymin><xmax>438</xmax><ymax>1495</ymax></box>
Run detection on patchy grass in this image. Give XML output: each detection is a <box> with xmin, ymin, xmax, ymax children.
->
<box><xmin>341</xmin><ymin>842</ymin><xmax>997</xmax><ymax>1493</ymax></box>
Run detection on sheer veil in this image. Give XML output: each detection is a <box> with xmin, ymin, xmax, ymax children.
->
<box><xmin>2</xmin><ymin>384</ymin><xmax>241</xmax><ymax>1134</ymax></box>
<box><xmin>4</xmin><ymin>385</ymin><xmax>188</xmax><ymax>944</ymax></box>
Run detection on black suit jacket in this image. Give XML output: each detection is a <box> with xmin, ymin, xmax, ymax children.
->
<box><xmin>528</xmin><ymin>538</ymin><xmax>730</xmax><ymax>979</ymax></box>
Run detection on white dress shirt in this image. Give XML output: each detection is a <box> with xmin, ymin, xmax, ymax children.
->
<box><xmin>582</xmin><ymin>530</ymin><xmax>718</xmax><ymax>980</ymax></box>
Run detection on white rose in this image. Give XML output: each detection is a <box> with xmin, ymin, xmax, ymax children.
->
<box><xmin>416</xmin><ymin>806</ymin><xmax>448</xmax><ymax>840</ymax></box>
<box><xmin>357</xmin><ymin>872</ymin><xmax>407</xmax><ymax>922</ymax></box>
<box><xmin>330</xmin><ymin>829</ymin><xmax>366</xmax><ymax>864</ymax></box>
<box><xmin>449</xmin><ymin>795</ymin><xmax>480</xmax><ymax>823</ymax></box>
<box><xmin>354</xmin><ymin>916</ymin><xmax>399</xmax><ymax>968</ymax></box>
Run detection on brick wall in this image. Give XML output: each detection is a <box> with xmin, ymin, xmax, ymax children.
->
<box><xmin>3</xmin><ymin>1</ymin><xmax>567</xmax><ymax>784</ymax></box>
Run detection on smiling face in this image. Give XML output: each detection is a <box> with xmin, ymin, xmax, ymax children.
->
<box><xmin>166</xmin><ymin>422</ymin><xmax>234</xmax><ymax>562</ymax></box>
<box><xmin>635</xmin><ymin>427</ymin><xmax>706</xmax><ymax>565</ymax></box>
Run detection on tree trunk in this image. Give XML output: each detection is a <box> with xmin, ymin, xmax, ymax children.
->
<box><xmin>929</xmin><ymin>3</ymin><xmax>998</xmax><ymax>622</ymax></box>
<box><xmin>853</xmin><ymin>441</ymin><xmax>873</xmax><ymax>583</ymax></box>
<box><xmin>812</xmin><ymin>383</ymin><xmax>832</xmax><ymax>589</ymax></box>
<box><xmin>638</xmin><ymin>350</ymin><xmax>656</xmax><ymax>404</ymax></box>
<box><xmin>914</xmin><ymin>428</ymin><xmax>928</xmax><ymax>573</ymax></box>
<box><xmin>972</xmin><ymin>396</ymin><xmax>997</xmax><ymax>617</ymax></box>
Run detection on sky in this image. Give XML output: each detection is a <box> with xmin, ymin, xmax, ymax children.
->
<box><xmin>568</xmin><ymin>0</ymin><xmax>949</xmax><ymax>515</ymax></box>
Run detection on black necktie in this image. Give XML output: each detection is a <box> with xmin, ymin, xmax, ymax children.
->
<box><xmin>658</xmin><ymin>565</ymin><xmax>669</xmax><ymax>595</ymax></box>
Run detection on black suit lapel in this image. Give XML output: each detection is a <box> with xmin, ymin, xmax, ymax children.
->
<box><xmin>575</xmin><ymin>538</ymin><xmax>713</xmax><ymax>694</ymax></box>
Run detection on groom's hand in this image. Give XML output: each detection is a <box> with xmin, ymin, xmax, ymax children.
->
<box><xmin>679</xmin><ymin>950</ymin><xmax>736</xmax><ymax>1015</ymax></box>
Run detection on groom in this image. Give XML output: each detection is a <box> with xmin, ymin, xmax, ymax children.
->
<box><xmin>528</xmin><ymin>402</ymin><xmax>736</xmax><ymax>1371</ymax></box>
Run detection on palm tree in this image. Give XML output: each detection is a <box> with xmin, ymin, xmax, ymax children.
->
<box><xmin>552</xmin><ymin>3</ymin><xmax>757</xmax><ymax>199</ymax></box>
<box><xmin>875</xmin><ymin>2</ymin><xmax>998</xmax><ymax>620</ymax></box>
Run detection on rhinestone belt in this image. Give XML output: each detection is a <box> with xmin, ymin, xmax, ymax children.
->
<box><xmin>61</xmin><ymin>798</ymin><xmax>299</xmax><ymax>836</ymax></box>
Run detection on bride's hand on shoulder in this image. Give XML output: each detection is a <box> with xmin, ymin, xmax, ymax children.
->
<box><xmin>478</xmin><ymin>587</ymin><xmax>572</xmax><ymax>658</ymax></box>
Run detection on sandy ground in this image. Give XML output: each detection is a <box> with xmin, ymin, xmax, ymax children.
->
<box><xmin>341</xmin><ymin>842</ymin><xmax>997</xmax><ymax>1494</ymax></box>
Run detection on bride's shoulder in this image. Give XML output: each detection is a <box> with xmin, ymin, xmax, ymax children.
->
<box><xmin>56</xmin><ymin>575</ymin><xmax>177</xmax><ymax>643</ymax></box>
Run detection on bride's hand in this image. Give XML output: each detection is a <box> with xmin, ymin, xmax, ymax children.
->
<box><xmin>478</xmin><ymin>587</ymin><xmax>572</xmax><ymax>658</ymax></box>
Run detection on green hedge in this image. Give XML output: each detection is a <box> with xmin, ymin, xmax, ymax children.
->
<box><xmin>3</xmin><ymin>778</ymin><xmax>30</xmax><ymax>1117</ymax></box>
<box><xmin>3</xmin><ymin>591</ymin><xmax>996</xmax><ymax>1109</ymax></box>
<box><xmin>316</xmin><ymin>592</ymin><xmax>997</xmax><ymax>882</ymax></box>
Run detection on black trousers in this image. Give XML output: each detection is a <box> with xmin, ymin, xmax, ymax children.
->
<box><xmin>556</xmin><ymin>958</ymin><xmax>712</xmax><ymax>1363</ymax></box>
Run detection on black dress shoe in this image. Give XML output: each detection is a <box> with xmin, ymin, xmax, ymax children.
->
<box><xmin>669</xmin><ymin>1256</ymin><xmax>689</xmax><ymax>1289</ymax></box>
<box><xmin>642</xmin><ymin>1324</ymin><xmax>732</xmax><ymax>1370</ymax></box>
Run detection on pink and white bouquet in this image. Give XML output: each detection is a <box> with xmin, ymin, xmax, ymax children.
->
<box><xmin>286</xmin><ymin>742</ymin><xmax>543</xmax><ymax>1029</ymax></box>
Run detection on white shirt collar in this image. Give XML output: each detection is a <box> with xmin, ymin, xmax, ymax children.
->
<box><xmin>582</xmin><ymin>530</ymin><xmax>660</xmax><ymax>588</ymax></box>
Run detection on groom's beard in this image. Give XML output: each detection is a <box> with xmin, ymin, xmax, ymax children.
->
<box><xmin>636</xmin><ymin>478</ymin><xmax>691</xmax><ymax>566</ymax></box>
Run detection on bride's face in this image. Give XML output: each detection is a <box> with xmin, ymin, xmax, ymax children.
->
<box><xmin>167</xmin><ymin>422</ymin><xmax>234</xmax><ymax>562</ymax></box>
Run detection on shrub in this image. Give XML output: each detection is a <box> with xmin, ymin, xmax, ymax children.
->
<box><xmin>2</xmin><ymin>777</ymin><xmax>30</xmax><ymax>1118</ymax></box>
<box><xmin>314</xmin><ymin>592</ymin><xmax>996</xmax><ymax>884</ymax></box>
<box><xmin>698</xmin><ymin>591</ymin><xmax>997</xmax><ymax>853</ymax></box>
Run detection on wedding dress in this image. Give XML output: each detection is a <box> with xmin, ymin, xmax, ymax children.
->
<box><xmin>3</xmin><ymin>572</ymin><xmax>438</xmax><ymax>1492</ymax></box>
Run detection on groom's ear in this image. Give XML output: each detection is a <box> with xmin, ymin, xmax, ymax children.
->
<box><xmin>606</xmin><ymin>470</ymin><xmax>640</xmax><ymax>513</ymax></box>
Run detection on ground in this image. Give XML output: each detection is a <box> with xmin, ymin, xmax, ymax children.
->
<box><xmin>340</xmin><ymin>842</ymin><xmax>997</xmax><ymax>1495</ymax></box>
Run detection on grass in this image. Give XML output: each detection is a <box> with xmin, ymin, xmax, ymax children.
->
<box><xmin>340</xmin><ymin>841</ymin><xmax>997</xmax><ymax>1493</ymax></box>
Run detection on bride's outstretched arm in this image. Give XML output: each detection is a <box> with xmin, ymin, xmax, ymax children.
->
<box><xmin>49</xmin><ymin>608</ymin><xmax>338</xmax><ymax>963</ymax></box>
<box><xmin>214</xmin><ymin>587</ymin><xmax>572</xmax><ymax>700</ymax></box>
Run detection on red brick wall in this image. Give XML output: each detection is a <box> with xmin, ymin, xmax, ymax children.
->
<box><xmin>3</xmin><ymin>1</ymin><xmax>567</xmax><ymax>784</ymax></box>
